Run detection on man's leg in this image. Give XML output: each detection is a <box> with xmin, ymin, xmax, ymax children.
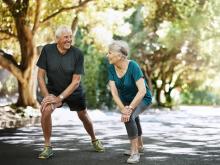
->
<box><xmin>39</xmin><ymin>104</ymin><xmax>54</xmax><ymax>159</ymax></box>
<box><xmin>41</xmin><ymin>105</ymin><xmax>53</xmax><ymax>146</ymax></box>
<box><xmin>77</xmin><ymin>109</ymin><xmax>104</xmax><ymax>152</ymax></box>
<box><xmin>77</xmin><ymin>110</ymin><xmax>96</xmax><ymax>141</ymax></box>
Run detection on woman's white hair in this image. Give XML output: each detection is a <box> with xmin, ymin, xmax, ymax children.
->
<box><xmin>55</xmin><ymin>25</ymin><xmax>72</xmax><ymax>39</ymax></box>
<box><xmin>108</xmin><ymin>40</ymin><xmax>130</xmax><ymax>56</ymax></box>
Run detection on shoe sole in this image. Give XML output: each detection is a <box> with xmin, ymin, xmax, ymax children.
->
<box><xmin>127</xmin><ymin>160</ymin><xmax>140</xmax><ymax>164</ymax></box>
<box><xmin>124</xmin><ymin>153</ymin><xmax>144</xmax><ymax>156</ymax></box>
<box><xmin>38</xmin><ymin>153</ymin><xmax>54</xmax><ymax>159</ymax></box>
<box><xmin>95</xmin><ymin>149</ymin><xmax>105</xmax><ymax>152</ymax></box>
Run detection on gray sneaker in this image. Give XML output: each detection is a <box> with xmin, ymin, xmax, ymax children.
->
<box><xmin>124</xmin><ymin>147</ymin><xmax>144</xmax><ymax>156</ymax></box>
<box><xmin>127</xmin><ymin>153</ymin><xmax>140</xmax><ymax>164</ymax></box>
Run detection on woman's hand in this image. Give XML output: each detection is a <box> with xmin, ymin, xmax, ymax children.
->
<box><xmin>121</xmin><ymin>106</ymin><xmax>132</xmax><ymax>115</ymax></box>
<box><xmin>121</xmin><ymin>106</ymin><xmax>133</xmax><ymax>122</ymax></box>
<box><xmin>121</xmin><ymin>113</ymin><xmax>130</xmax><ymax>122</ymax></box>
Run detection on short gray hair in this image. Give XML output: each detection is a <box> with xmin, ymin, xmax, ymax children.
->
<box><xmin>55</xmin><ymin>25</ymin><xmax>72</xmax><ymax>39</ymax></box>
<box><xmin>108</xmin><ymin>40</ymin><xmax>130</xmax><ymax>56</ymax></box>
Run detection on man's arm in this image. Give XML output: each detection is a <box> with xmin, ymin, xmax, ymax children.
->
<box><xmin>56</xmin><ymin>74</ymin><xmax>81</xmax><ymax>102</ymax></box>
<box><xmin>37</xmin><ymin>68</ymin><xmax>49</xmax><ymax>97</ymax></box>
<box><xmin>38</xmin><ymin>68</ymin><xmax>55</xmax><ymax>112</ymax></box>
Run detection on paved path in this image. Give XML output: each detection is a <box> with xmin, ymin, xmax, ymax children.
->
<box><xmin>0</xmin><ymin>106</ymin><xmax>220</xmax><ymax>165</ymax></box>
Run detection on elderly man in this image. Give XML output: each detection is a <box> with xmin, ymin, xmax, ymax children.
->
<box><xmin>37</xmin><ymin>25</ymin><xmax>104</xmax><ymax>159</ymax></box>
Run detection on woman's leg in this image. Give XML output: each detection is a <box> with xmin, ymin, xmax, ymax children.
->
<box><xmin>125</xmin><ymin>101</ymin><xmax>148</xmax><ymax>154</ymax></box>
<box><xmin>135</xmin><ymin>117</ymin><xmax>144</xmax><ymax>149</ymax></box>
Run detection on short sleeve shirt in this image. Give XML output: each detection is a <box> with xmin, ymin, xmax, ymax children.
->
<box><xmin>36</xmin><ymin>43</ymin><xmax>84</xmax><ymax>97</ymax></box>
<box><xmin>108</xmin><ymin>60</ymin><xmax>152</xmax><ymax>105</ymax></box>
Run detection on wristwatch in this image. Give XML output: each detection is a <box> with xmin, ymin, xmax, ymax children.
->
<box><xmin>59</xmin><ymin>94</ymin><xmax>64</xmax><ymax>100</ymax></box>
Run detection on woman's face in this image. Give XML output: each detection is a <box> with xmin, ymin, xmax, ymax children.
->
<box><xmin>106</xmin><ymin>51</ymin><xmax>121</xmax><ymax>64</ymax></box>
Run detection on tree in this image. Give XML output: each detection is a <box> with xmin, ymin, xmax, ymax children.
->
<box><xmin>0</xmin><ymin>0</ymin><xmax>92</xmax><ymax>107</ymax></box>
<box><xmin>126</xmin><ymin>0</ymin><xmax>215</xmax><ymax>107</ymax></box>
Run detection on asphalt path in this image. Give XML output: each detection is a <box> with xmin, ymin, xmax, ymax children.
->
<box><xmin>0</xmin><ymin>106</ymin><xmax>220</xmax><ymax>165</ymax></box>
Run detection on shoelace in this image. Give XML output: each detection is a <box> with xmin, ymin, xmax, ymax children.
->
<box><xmin>42</xmin><ymin>147</ymin><xmax>50</xmax><ymax>155</ymax></box>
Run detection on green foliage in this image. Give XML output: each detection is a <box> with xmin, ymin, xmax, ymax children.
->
<box><xmin>78</xmin><ymin>46</ymin><xmax>100</xmax><ymax>108</ymax></box>
<box><xmin>75</xmin><ymin>28</ymin><xmax>113</xmax><ymax>109</ymax></box>
<box><xmin>125</xmin><ymin>0</ymin><xmax>220</xmax><ymax>107</ymax></box>
<box><xmin>97</xmin><ymin>57</ymin><xmax>114</xmax><ymax>109</ymax></box>
<box><xmin>180</xmin><ymin>77</ymin><xmax>220</xmax><ymax>105</ymax></box>
<box><xmin>181</xmin><ymin>88</ymin><xmax>220</xmax><ymax>105</ymax></box>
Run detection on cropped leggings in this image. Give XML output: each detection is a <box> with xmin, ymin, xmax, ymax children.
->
<box><xmin>124</xmin><ymin>101</ymin><xmax>149</xmax><ymax>139</ymax></box>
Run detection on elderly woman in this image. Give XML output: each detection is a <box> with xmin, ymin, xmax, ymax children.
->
<box><xmin>107</xmin><ymin>40</ymin><xmax>152</xmax><ymax>164</ymax></box>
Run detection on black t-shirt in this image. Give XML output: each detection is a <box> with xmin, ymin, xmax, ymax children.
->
<box><xmin>36</xmin><ymin>43</ymin><xmax>84</xmax><ymax>97</ymax></box>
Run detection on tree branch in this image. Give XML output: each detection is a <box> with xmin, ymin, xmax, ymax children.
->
<box><xmin>41</xmin><ymin>0</ymin><xmax>93</xmax><ymax>23</ymax></box>
<box><xmin>0</xmin><ymin>29</ymin><xmax>17</xmax><ymax>38</ymax></box>
<box><xmin>0</xmin><ymin>36</ymin><xmax>12</xmax><ymax>41</ymax></box>
<box><xmin>2</xmin><ymin>0</ymin><xmax>14</xmax><ymax>7</ymax></box>
<box><xmin>0</xmin><ymin>50</ymin><xmax>25</xmax><ymax>84</ymax></box>
<box><xmin>32</xmin><ymin>0</ymin><xmax>42</xmax><ymax>34</ymax></box>
<box><xmin>71</xmin><ymin>16</ymin><xmax>79</xmax><ymax>35</ymax></box>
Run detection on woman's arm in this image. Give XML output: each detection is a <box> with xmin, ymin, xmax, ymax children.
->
<box><xmin>129</xmin><ymin>78</ymin><xmax>146</xmax><ymax>111</ymax></box>
<box><xmin>120</xmin><ymin>78</ymin><xmax>146</xmax><ymax>122</ymax></box>
<box><xmin>109</xmin><ymin>80</ymin><xmax>130</xmax><ymax>114</ymax></box>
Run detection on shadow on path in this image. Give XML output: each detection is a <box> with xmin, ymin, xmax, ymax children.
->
<box><xmin>1</xmin><ymin>107</ymin><xmax>220</xmax><ymax>165</ymax></box>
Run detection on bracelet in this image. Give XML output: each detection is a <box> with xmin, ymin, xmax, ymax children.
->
<box><xmin>128</xmin><ymin>105</ymin><xmax>134</xmax><ymax>110</ymax></box>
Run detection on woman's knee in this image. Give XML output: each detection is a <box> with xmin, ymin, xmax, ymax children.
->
<box><xmin>130</xmin><ymin>114</ymin><xmax>137</xmax><ymax>122</ymax></box>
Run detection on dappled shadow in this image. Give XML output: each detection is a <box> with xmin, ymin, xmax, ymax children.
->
<box><xmin>1</xmin><ymin>106</ymin><xmax>220</xmax><ymax>165</ymax></box>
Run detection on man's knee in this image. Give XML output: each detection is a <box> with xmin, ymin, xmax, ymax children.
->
<box><xmin>77</xmin><ymin>110</ymin><xmax>87</xmax><ymax>120</ymax></box>
<box><xmin>41</xmin><ymin>106</ymin><xmax>53</xmax><ymax>118</ymax></box>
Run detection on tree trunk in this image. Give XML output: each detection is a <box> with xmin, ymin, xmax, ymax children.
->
<box><xmin>155</xmin><ymin>88</ymin><xmax>163</xmax><ymax>106</ymax></box>
<box><xmin>165</xmin><ymin>89</ymin><xmax>172</xmax><ymax>108</ymax></box>
<box><xmin>143</xmin><ymin>69</ymin><xmax>153</xmax><ymax>94</ymax></box>
<box><xmin>17</xmin><ymin>80</ymin><xmax>37</xmax><ymax>107</ymax></box>
<box><xmin>15</xmin><ymin>38</ymin><xmax>38</xmax><ymax>107</ymax></box>
<box><xmin>14</xmin><ymin>18</ymin><xmax>38</xmax><ymax>107</ymax></box>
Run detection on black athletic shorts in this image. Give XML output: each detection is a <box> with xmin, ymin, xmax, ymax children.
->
<box><xmin>45</xmin><ymin>90</ymin><xmax>87</xmax><ymax>111</ymax></box>
<box><xmin>64</xmin><ymin>93</ymin><xmax>86</xmax><ymax>111</ymax></box>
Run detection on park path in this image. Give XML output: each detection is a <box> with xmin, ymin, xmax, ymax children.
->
<box><xmin>0</xmin><ymin>106</ymin><xmax>220</xmax><ymax>165</ymax></box>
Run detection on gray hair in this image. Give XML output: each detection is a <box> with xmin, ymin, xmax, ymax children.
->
<box><xmin>55</xmin><ymin>25</ymin><xmax>72</xmax><ymax>39</ymax></box>
<box><xmin>108</xmin><ymin>40</ymin><xmax>130</xmax><ymax>56</ymax></box>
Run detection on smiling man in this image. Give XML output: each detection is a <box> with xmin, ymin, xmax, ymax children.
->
<box><xmin>36</xmin><ymin>25</ymin><xmax>104</xmax><ymax>159</ymax></box>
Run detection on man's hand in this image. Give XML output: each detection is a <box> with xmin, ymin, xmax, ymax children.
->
<box><xmin>40</xmin><ymin>94</ymin><xmax>62</xmax><ymax>112</ymax></box>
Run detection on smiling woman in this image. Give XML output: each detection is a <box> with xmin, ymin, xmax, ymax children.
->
<box><xmin>107</xmin><ymin>40</ymin><xmax>152</xmax><ymax>164</ymax></box>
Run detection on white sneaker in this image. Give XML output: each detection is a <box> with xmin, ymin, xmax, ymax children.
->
<box><xmin>127</xmin><ymin>153</ymin><xmax>140</xmax><ymax>164</ymax></box>
<box><xmin>124</xmin><ymin>147</ymin><xmax>144</xmax><ymax>156</ymax></box>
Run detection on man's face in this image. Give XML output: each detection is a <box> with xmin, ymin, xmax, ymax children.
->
<box><xmin>57</xmin><ymin>31</ymin><xmax>72</xmax><ymax>50</ymax></box>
